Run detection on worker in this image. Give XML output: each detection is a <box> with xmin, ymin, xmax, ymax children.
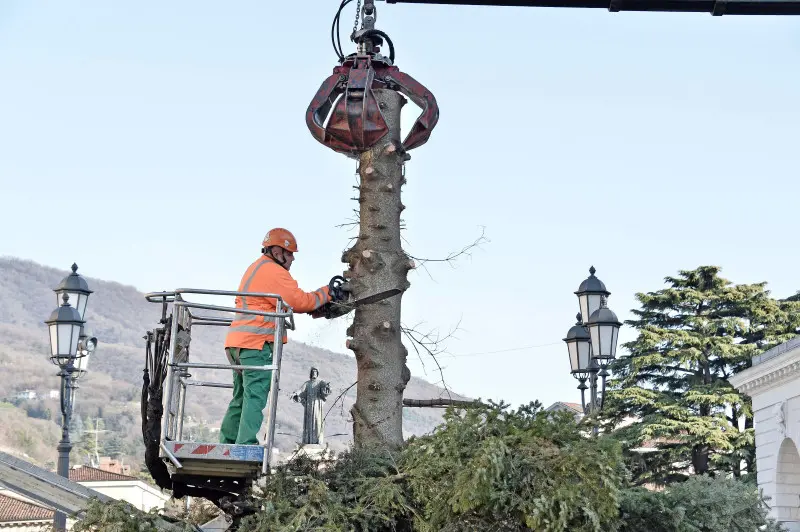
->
<box><xmin>219</xmin><ymin>228</ymin><xmax>333</xmax><ymax>445</ymax></box>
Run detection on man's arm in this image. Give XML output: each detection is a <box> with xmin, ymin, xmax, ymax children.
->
<box><xmin>271</xmin><ymin>266</ymin><xmax>331</xmax><ymax>314</ymax></box>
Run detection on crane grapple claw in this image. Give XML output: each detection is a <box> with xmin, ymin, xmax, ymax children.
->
<box><xmin>306</xmin><ymin>54</ymin><xmax>439</xmax><ymax>157</ymax></box>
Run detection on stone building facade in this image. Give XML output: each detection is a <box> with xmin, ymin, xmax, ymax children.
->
<box><xmin>730</xmin><ymin>336</ymin><xmax>800</xmax><ymax>531</ymax></box>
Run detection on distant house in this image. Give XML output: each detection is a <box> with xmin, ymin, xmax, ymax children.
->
<box><xmin>48</xmin><ymin>390</ymin><xmax>59</xmax><ymax>400</ymax></box>
<box><xmin>0</xmin><ymin>491</ymin><xmax>54</xmax><ymax>531</ymax></box>
<box><xmin>0</xmin><ymin>465</ymin><xmax>170</xmax><ymax>530</ymax></box>
<box><xmin>97</xmin><ymin>456</ymin><xmax>131</xmax><ymax>476</ymax></box>
<box><xmin>69</xmin><ymin>465</ymin><xmax>170</xmax><ymax>512</ymax></box>
<box><xmin>545</xmin><ymin>401</ymin><xmax>585</xmax><ymax>418</ymax></box>
<box><xmin>12</xmin><ymin>390</ymin><xmax>37</xmax><ymax>401</ymax></box>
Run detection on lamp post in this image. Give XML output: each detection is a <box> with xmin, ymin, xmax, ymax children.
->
<box><xmin>46</xmin><ymin>264</ymin><xmax>97</xmax><ymax>532</ymax></box>
<box><xmin>563</xmin><ymin>267</ymin><xmax>621</xmax><ymax>435</ymax></box>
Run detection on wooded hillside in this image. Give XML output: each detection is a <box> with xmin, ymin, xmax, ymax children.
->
<box><xmin>0</xmin><ymin>257</ymin><xmax>465</xmax><ymax>472</ymax></box>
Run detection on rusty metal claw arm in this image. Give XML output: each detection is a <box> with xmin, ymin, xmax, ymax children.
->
<box><xmin>386</xmin><ymin>69</ymin><xmax>440</xmax><ymax>151</ymax></box>
<box><xmin>306</xmin><ymin>71</ymin><xmax>357</xmax><ymax>155</ymax></box>
<box><xmin>344</xmin><ymin>62</ymin><xmax>386</xmax><ymax>150</ymax></box>
<box><xmin>311</xmin><ymin>11</ymin><xmax>439</xmax><ymax>156</ymax></box>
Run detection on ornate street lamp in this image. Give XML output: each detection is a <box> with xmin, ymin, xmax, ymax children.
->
<box><xmin>46</xmin><ymin>294</ymin><xmax>84</xmax><ymax>370</ymax></box>
<box><xmin>563</xmin><ymin>267</ymin><xmax>622</xmax><ymax>435</ymax></box>
<box><xmin>563</xmin><ymin>313</ymin><xmax>592</xmax><ymax>411</ymax></box>
<box><xmin>46</xmin><ymin>265</ymin><xmax>97</xmax><ymax>532</ymax></box>
<box><xmin>54</xmin><ymin>263</ymin><xmax>93</xmax><ymax>321</ymax></box>
<box><xmin>587</xmin><ymin>296</ymin><xmax>622</xmax><ymax>362</ymax></box>
<box><xmin>586</xmin><ymin>295</ymin><xmax>622</xmax><ymax>412</ymax></box>
<box><xmin>574</xmin><ymin>266</ymin><xmax>610</xmax><ymax>332</ymax></box>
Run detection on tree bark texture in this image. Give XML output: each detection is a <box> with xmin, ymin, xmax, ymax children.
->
<box><xmin>693</xmin><ymin>356</ymin><xmax>711</xmax><ymax>475</ymax></box>
<box><xmin>343</xmin><ymin>89</ymin><xmax>412</xmax><ymax>449</ymax></box>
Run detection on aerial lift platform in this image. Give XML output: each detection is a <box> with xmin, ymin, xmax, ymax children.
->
<box><xmin>141</xmin><ymin>289</ymin><xmax>294</xmax><ymax>522</ymax></box>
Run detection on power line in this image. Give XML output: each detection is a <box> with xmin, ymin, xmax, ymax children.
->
<box><xmin>436</xmin><ymin>341</ymin><xmax>562</xmax><ymax>358</ymax></box>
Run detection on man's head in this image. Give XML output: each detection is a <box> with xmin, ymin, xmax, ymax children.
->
<box><xmin>262</xmin><ymin>228</ymin><xmax>298</xmax><ymax>271</ymax></box>
<box><xmin>310</xmin><ymin>367</ymin><xmax>319</xmax><ymax>380</ymax></box>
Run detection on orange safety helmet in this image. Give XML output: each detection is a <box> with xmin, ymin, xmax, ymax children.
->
<box><xmin>262</xmin><ymin>228</ymin><xmax>298</xmax><ymax>253</ymax></box>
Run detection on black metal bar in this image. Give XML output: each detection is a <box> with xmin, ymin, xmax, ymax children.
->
<box><xmin>385</xmin><ymin>0</ymin><xmax>800</xmax><ymax>15</ymax></box>
<box><xmin>402</xmin><ymin>398</ymin><xmax>484</xmax><ymax>408</ymax></box>
<box><xmin>54</xmin><ymin>364</ymin><xmax>75</xmax><ymax>531</ymax></box>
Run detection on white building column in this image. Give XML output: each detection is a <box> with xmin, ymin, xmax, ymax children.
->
<box><xmin>730</xmin><ymin>337</ymin><xmax>800</xmax><ymax>530</ymax></box>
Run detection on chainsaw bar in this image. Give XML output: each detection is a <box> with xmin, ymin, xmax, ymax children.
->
<box><xmin>333</xmin><ymin>288</ymin><xmax>402</xmax><ymax>308</ymax></box>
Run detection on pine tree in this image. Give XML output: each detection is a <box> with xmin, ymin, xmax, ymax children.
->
<box><xmin>103</xmin><ymin>434</ymin><xmax>123</xmax><ymax>459</ymax></box>
<box><xmin>605</xmin><ymin>266</ymin><xmax>800</xmax><ymax>485</ymax></box>
<box><xmin>69</xmin><ymin>412</ymin><xmax>84</xmax><ymax>435</ymax></box>
<box><xmin>75</xmin><ymin>417</ymin><xmax>104</xmax><ymax>465</ymax></box>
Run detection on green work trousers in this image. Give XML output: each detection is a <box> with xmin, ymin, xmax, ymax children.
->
<box><xmin>219</xmin><ymin>342</ymin><xmax>273</xmax><ymax>445</ymax></box>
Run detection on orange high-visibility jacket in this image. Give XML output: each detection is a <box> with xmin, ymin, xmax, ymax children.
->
<box><xmin>224</xmin><ymin>255</ymin><xmax>331</xmax><ymax>349</ymax></box>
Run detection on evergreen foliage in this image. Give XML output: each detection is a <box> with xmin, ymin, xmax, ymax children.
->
<box><xmin>618</xmin><ymin>475</ymin><xmax>783</xmax><ymax>532</ymax></box>
<box><xmin>103</xmin><ymin>433</ymin><xmax>124</xmax><ymax>458</ymax></box>
<box><xmin>74</xmin><ymin>417</ymin><xmax>104</xmax><ymax>465</ymax></box>
<box><xmin>604</xmin><ymin>266</ymin><xmax>800</xmax><ymax>484</ymax></box>
<box><xmin>72</xmin><ymin>500</ymin><xmax>197</xmax><ymax>532</ymax></box>
<box><xmin>72</xmin><ymin>402</ymin><xmax>783</xmax><ymax>531</ymax></box>
<box><xmin>241</xmin><ymin>401</ymin><xmax>624</xmax><ymax>531</ymax></box>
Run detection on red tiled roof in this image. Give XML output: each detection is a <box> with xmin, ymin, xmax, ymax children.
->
<box><xmin>69</xmin><ymin>465</ymin><xmax>137</xmax><ymax>482</ymax></box>
<box><xmin>0</xmin><ymin>493</ymin><xmax>54</xmax><ymax>523</ymax></box>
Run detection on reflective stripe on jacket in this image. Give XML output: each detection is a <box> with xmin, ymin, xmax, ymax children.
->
<box><xmin>224</xmin><ymin>255</ymin><xmax>331</xmax><ymax>349</ymax></box>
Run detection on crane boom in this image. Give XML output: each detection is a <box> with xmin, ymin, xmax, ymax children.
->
<box><xmin>382</xmin><ymin>0</ymin><xmax>800</xmax><ymax>15</ymax></box>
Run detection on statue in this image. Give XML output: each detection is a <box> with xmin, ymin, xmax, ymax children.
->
<box><xmin>291</xmin><ymin>367</ymin><xmax>331</xmax><ymax>445</ymax></box>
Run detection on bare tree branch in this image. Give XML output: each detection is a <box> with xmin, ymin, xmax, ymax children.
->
<box><xmin>334</xmin><ymin>165</ymin><xmax>363</xmax><ymax>251</ymax></box>
<box><xmin>406</xmin><ymin>226</ymin><xmax>488</xmax><ymax>280</ymax></box>
<box><xmin>401</xmin><ymin>318</ymin><xmax>463</xmax><ymax>401</ymax></box>
<box><xmin>323</xmin><ymin>380</ymin><xmax>358</xmax><ymax>427</ymax></box>
<box><xmin>335</xmin><ymin>219</ymin><xmax>359</xmax><ymax>230</ymax></box>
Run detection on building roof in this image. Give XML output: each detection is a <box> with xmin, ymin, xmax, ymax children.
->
<box><xmin>752</xmin><ymin>335</ymin><xmax>800</xmax><ymax>366</ymax></box>
<box><xmin>545</xmin><ymin>401</ymin><xmax>584</xmax><ymax>415</ymax></box>
<box><xmin>0</xmin><ymin>493</ymin><xmax>54</xmax><ymax>523</ymax></box>
<box><xmin>69</xmin><ymin>465</ymin><xmax>137</xmax><ymax>482</ymax></box>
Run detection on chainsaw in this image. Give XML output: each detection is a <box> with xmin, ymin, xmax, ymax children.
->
<box><xmin>314</xmin><ymin>275</ymin><xmax>401</xmax><ymax>319</ymax></box>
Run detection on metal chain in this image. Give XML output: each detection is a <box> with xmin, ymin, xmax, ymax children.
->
<box><xmin>352</xmin><ymin>0</ymin><xmax>362</xmax><ymax>37</ymax></box>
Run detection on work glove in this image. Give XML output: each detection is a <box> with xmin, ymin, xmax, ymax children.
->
<box><xmin>310</xmin><ymin>276</ymin><xmax>353</xmax><ymax>319</ymax></box>
<box><xmin>328</xmin><ymin>275</ymin><xmax>350</xmax><ymax>302</ymax></box>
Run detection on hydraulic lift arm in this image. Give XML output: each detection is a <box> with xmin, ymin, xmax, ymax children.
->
<box><xmin>382</xmin><ymin>0</ymin><xmax>800</xmax><ymax>16</ymax></box>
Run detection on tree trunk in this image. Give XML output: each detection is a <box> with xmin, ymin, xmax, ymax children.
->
<box><xmin>403</xmin><ymin>398</ymin><xmax>483</xmax><ymax>408</ymax></box>
<box><xmin>745</xmin><ymin>413</ymin><xmax>755</xmax><ymax>474</ymax></box>
<box><xmin>692</xmin><ymin>444</ymin><xmax>709</xmax><ymax>475</ymax></box>
<box><xmin>730</xmin><ymin>404</ymin><xmax>741</xmax><ymax>478</ymax></box>
<box><xmin>344</xmin><ymin>89</ymin><xmax>412</xmax><ymax>449</ymax></box>
<box><xmin>693</xmin><ymin>357</ymin><xmax>711</xmax><ymax>475</ymax></box>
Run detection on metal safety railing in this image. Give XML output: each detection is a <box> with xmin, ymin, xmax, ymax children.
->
<box><xmin>145</xmin><ymin>288</ymin><xmax>295</xmax><ymax>475</ymax></box>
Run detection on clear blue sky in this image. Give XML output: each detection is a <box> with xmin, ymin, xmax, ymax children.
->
<box><xmin>1</xmin><ymin>1</ymin><xmax>799</xmax><ymax>408</ymax></box>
